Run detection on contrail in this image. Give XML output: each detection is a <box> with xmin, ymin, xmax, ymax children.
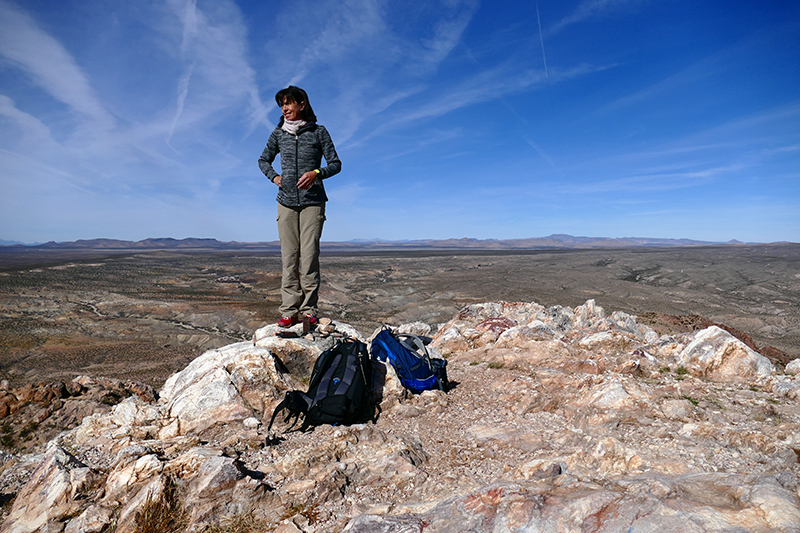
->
<box><xmin>167</xmin><ymin>62</ymin><xmax>194</xmax><ymax>146</ymax></box>
<box><xmin>536</xmin><ymin>2</ymin><xmax>549</xmax><ymax>78</ymax></box>
<box><xmin>167</xmin><ymin>0</ymin><xmax>198</xmax><ymax>146</ymax></box>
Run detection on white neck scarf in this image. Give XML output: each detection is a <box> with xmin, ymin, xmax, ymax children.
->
<box><xmin>281</xmin><ymin>119</ymin><xmax>307</xmax><ymax>135</ymax></box>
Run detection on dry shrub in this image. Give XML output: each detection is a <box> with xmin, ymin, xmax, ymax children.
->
<box><xmin>133</xmin><ymin>477</ymin><xmax>188</xmax><ymax>533</ymax></box>
<box><xmin>208</xmin><ymin>511</ymin><xmax>273</xmax><ymax>533</ymax></box>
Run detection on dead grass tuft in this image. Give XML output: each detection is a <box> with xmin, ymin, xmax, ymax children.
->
<box><xmin>132</xmin><ymin>477</ymin><xmax>188</xmax><ymax>533</ymax></box>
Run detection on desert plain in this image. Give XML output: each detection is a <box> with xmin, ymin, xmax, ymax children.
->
<box><xmin>1</xmin><ymin>243</ymin><xmax>798</xmax><ymax>388</ymax></box>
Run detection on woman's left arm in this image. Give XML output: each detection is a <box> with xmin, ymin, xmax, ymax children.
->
<box><xmin>316</xmin><ymin>126</ymin><xmax>341</xmax><ymax>179</ymax></box>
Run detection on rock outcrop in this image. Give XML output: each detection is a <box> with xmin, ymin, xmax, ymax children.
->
<box><xmin>1</xmin><ymin>300</ymin><xmax>799</xmax><ymax>532</ymax></box>
<box><xmin>0</xmin><ymin>375</ymin><xmax>156</xmax><ymax>469</ymax></box>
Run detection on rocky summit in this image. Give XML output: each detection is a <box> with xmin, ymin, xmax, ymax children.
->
<box><xmin>1</xmin><ymin>300</ymin><xmax>799</xmax><ymax>532</ymax></box>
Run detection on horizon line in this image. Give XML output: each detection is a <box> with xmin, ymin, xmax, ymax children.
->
<box><xmin>3</xmin><ymin>234</ymin><xmax>793</xmax><ymax>249</ymax></box>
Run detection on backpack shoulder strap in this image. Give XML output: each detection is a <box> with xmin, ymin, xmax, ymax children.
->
<box><xmin>310</xmin><ymin>350</ymin><xmax>343</xmax><ymax>406</ymax></box>
<box><xmin>395</xmin><ymin>333</ymin><xmax>430</xmax><ymax>360</ymax></box>
<box><xmin>267</xmin><ymin>390</ymin><xmax>312</xmax><ymax>432</ymax></box>
<box><xmin>336</xmin><ymin>340</ymin><xmax>361</xmax><ymax>393</ymax></box>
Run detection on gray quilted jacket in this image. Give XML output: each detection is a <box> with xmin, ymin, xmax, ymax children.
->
<box><xmin>258</xmin><ymin>122</ymin><xmax>341</xmax><ymax>207</ymax></box>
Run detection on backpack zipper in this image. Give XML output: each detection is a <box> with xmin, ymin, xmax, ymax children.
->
<box><xmin>294</xmin><ymin>133</ymin><xmax>300</xmax><ymax>204</ymax></box>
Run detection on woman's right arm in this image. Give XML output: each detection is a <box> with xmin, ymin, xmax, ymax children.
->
<box><xmin>258</xmin><ymin>130</ymin><xmax>281</xmax><ymax>184</ymax></box>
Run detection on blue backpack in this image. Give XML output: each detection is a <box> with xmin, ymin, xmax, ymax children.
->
<box><xmin>371</xmin><ymin>327</ymin><xmax>449</xmax><ymax>393</ymax></box>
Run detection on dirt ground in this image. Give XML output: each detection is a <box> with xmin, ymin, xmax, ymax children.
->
<box><xmin>1</xmin><ymin>244</ymin><xmax>798</xmax><ymax>388</ymax></box>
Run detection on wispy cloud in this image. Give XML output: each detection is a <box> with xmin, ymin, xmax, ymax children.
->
<box><xmin>0</xmin><ymin>95</ymin><xmax>54</xmax><ymax>146</ymax></box>
<box><xmin>381</xmin><ymin>62</ymin><xmax>609</xmax><ymax>132</ymax></box>
<box><xmin>415</xmin><ymin>0</ymin><xmax>479</xmax><ymax>74</ymax></box>
<box><xmin>167</xmin><ymin>61</ymin><xmax>195</xmax><ymax>145</ymax></box>
<box><xmin>287</xmin><ymin>0</ymin><xmax>390</xmax><ymax>86</ymax></box>
<box><xmin>592</xmin><ymin>51</ymin><xmax>742</xmax><ymax>121</ymax></box>
<box><xmin>548</xmin><ymin>0</ymin><xmax>646</xmax><ymax>36</ymax></box>
<box><xmin>0</xmin><ymin>0</ymin><xmax>114</xmax><ymax>133</ymax></box>
<box><xmin>698</xmin><ymin>101</ymin><xmax>800</xmax><ymax>139</ymax></box>
<box><xmin>555</xmin><ymin>164</ymin><xmax>743</xmax><ymax>195</ymax></box>
<box><xmin>261</xmin><ymin>0</ymin><xmax>481</xmax><ymax>143</ymax></box>
<box><xmin>163</xmin><ymin>0</ymin><xmax>267</xmax><ymax>140</ymax></box>
<box><xmin>0</xmin><ymin>0</ymin><xmax>273</xmax><ymax>201</ymax></box>
<box><xmin>0</xmin><ymin>148</ymin><xmax>78</xmax><ymax>185</ymax></box>
<box><xmin>523</xmin><ymin>135</ymin><xmax>561</xmax><ymax>173</ymax></box>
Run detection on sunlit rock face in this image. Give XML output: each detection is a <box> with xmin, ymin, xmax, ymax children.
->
<box><xmin>2</xmin><ymin>301</ymin><xmax>799</xmax><ymax>533</ymax></box>
<box><xmin>678</xmin><ymin>325</ymin><xmax>775</xmax><ymax>382</ymax></box>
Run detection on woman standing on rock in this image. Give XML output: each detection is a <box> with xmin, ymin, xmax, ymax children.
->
<box><xmin>258</xmin><ymin>86</ymin><xmax>341</xmax><ymax>327</ymax></box>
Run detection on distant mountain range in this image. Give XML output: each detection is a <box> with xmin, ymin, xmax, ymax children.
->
<box><xmin>0</xmin><ymin>235</ymin><xmax>748</xmax><ymax>251</ymax></box>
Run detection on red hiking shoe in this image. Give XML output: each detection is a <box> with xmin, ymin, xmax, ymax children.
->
<box><xmin>277</xmin><ymin>315</ymin><xmax>298</xmax><ymax>328</ymax></box>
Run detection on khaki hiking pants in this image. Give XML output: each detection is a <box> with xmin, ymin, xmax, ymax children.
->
<box><xmin>277</xmin><ymin>202</ymin><xmax>325</xmax><ymax>317</ymax></box>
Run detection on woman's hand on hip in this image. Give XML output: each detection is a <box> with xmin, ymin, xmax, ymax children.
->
<box><xmin>273</xmin><ymin>176</ymin><xmax>282</xmax><ymax>187</ymax></box>
<box><xmin>297</xmin><ymin>170</ymin><xmax>318</xmax><ymax>190</ymax></box>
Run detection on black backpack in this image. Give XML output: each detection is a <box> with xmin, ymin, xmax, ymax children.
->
<box><xmin>268</xmin><ymin>338</ymin><xmax>373</xmax><ymax>432</ymax></box>
<box><xmin>371</xmin><ymin>327</ymin><xmax>449</xmax><ymax>393</ymax></box>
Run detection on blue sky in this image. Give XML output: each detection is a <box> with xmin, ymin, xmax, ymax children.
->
<box><xmin>1</xmin><ymin>0</ymin><xmax>798</xmax><ymax>244</ymax></box>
